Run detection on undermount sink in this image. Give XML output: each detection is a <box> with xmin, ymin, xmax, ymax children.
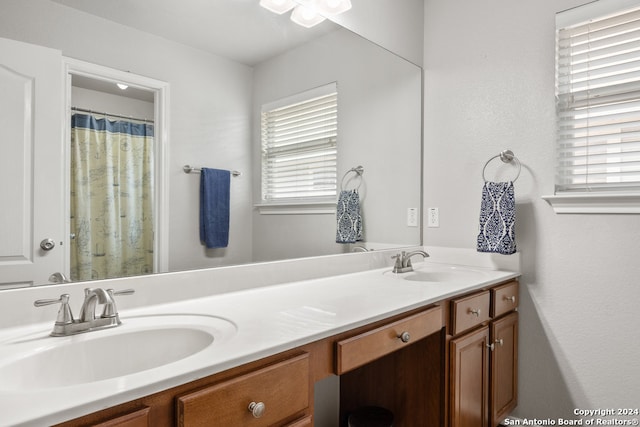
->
<box><xmin>385</xmin><ymin>264</ymin><xmax>490</xmax><ymax>283</ymax></box>
<box><xmin>0</xmin><ymin>314</ymin><xmax>237</xmax><ymax>390</ymax></box>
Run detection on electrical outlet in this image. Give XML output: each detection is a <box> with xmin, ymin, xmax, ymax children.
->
<box><xmin>427</xmin><ymin>207</ymin><xmax>439</xmax><ymax>228</ymax></box>
<box><xmin>407</xmin><ymin>208</ymin><xmax>418</xmax><ymax>227</ymax></box>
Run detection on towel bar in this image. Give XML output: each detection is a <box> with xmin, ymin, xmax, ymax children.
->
<box><xmin>183</xmin><ymin>165</ymin><xmax>241</xmax><ymax>177</ymax></box>
<box><xmin>482</xmin><ymin>150</ymin><xmax>520</xmax><ymax>182</ymax></box>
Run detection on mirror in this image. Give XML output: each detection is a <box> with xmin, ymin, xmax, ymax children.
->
<box><xmin>0</xmin><ymin>0</ymin><xmax>421</xmax><ymax>286</ymax></box>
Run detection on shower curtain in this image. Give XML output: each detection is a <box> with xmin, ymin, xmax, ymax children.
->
<box><xmin>70</xmin><ymin>113</ymin><xmax>154</xmax><ymax>281</ymax></box>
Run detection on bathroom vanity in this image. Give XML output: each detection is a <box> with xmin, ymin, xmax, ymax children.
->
<box><xmin>57</xmin><ymin>281</ymin><xmax>517</xmax><ymax>426</ymax></box>
<box><xmin>0</xmin><ymin>250</ymin><xmax>519</xmax><ymax>426</ymax></box>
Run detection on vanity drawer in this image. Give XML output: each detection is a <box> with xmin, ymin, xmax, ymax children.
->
<box><xmin>93</xmin><ymin>407</ymin><xmax>150</xmax><ymax>427</ymax></box>
<box><xmin>177</xmin><ymin>353</ymin><xmax>309</xmax><ymax>427</ymax></box>
<box><xmin>492</xmin><ymin>281</ymin><xmax>519</xmax><ymax>318</ymax></box>
<box><xmin>335</xmin><ymin>306</ymin><xmax>442</xmax><ymax>374</ymax></box>
<box><xmin>451</xmin><ymin>290</ymin><xmax>490</xmax><ymax>335</ymax></box>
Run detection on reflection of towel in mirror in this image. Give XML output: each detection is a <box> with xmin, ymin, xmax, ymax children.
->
<box><xmin>200</xmin><ymin>168</ymin><xmax>230</xmax><ymax>248</ymax></box>
<box><xmin>336</xmin><ymin>189</ymin><xmax>362</xmax><ymax>243</ymax></box>
<box><xmin>477</xmin><ymin>181</ymin><xmax>516</xmax><ymax>255</ymax></box>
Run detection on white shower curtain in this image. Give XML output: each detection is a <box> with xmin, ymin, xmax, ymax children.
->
<box><xmin>70</xmin><ymin>113</ymin><xmax>154</xmax><ymax>281</ymax></box>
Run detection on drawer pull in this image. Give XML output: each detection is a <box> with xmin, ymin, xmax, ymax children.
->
<box><xmin>504</xmin><ymin>295</ymin><xmax>516</xmax><ymax>303</ymax></box>
<box><xmin>469</xmin><ymin>308</ymin><xmax>481</xmax><ymax>317</ymax></box>
<box><xmin>398</xmin><ymin>331</ymin><xmax>411</xmax><ymax>343</ymax></box>
<box><xmin>248</xmin><ymin>401</ymin><xmax>266</xmax><ymax>419</ymax></box>
<box><xmin>495</xmin><ymin>338</ymin><xmax>504</xmax><ymax>347</ymax></box>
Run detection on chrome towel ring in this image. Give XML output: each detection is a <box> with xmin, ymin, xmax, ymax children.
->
<box><xmin>340</xmin><ymin>165</ymin><xmax>364</xmax><ymax>191</ymax></box>
<box><xmin>482</xmin><ymin>150</ymin><xmax>521</xmax><ymax>182</ymax></box>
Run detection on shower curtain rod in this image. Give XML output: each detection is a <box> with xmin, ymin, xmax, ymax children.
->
<box><xmin>71</xmin><ymin>107</ymin><xmax>154</xmax><ymax>123</ymax></box>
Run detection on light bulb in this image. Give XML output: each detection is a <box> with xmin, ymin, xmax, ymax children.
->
<box><xmin>315</xmin><ymin>0</ymin><xmax>351</xmax><ymax>15</ymax></box>
<box><xmin>259</xmin><ymin>0</ymin><xmax>296</xmax><ymax>14</ymax></box>
<box><xmin>290</xmin><ymin>4</ymin><xmax>326</xmax><ymax>28</ymax></box>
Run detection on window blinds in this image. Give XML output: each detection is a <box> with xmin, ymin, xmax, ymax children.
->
<box><xmin>261</xmin><ymin>86</ymin><xmax>338</xmax><ymax>202</ymax></box>
<box><xmin>556</xmin><ymin>3</ymin><xmax>640</xmax><ymax>193</ymax></box>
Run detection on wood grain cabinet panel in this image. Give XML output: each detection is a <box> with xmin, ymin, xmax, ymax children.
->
<box><xmin>450</xmin><ymin>326</ymin><xmax>490</xmax><ymax>427</ymax></box>
<box><xmin>92</xmin><ymin>407</ymin><xmax>151</xmax><ymax>427</ymax></box>
<box><xmin>177</xmin><ymin>353</ymin><xmax>310</xmax><ymax>427</ymax></box>
<box><xmin>284</xmin><ymin>415</ymin><xmax>313</xmax><ymax>427</ymax></box>
<box><xmin>491</xmin><ymin>311</ymin><xmax>518</xmax><ymax>426</ymax></box>
<box><xmin>491</xmin><ymin>281</ymin><xmax>519</xmax><ymax>318</ymax></box>
<box><xmin>451</xmin><ymin>291</ymin><xmax>491</xmax><ymax>335</ymax></box>
<box><xmin>335</xmin><ymin>305</ymin><xmax>442</xmax><ymax>374</ymax></box>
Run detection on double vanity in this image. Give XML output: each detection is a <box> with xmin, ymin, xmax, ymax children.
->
<box><xmin>0</xmin><ymin>247</ymin><xmax>520</xmax><ymax>426</ymax></box>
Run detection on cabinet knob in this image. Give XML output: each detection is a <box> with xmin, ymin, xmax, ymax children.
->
<box><xmin>469</xmin><ymin>308</ymin><xmax>481</xmax><ymax>317</ymax></box>
<box><xmin>495</xmin><ymin>338</ymin><xmax>504</xmax><ymax>347</ymax></box>
<box><xmin>504</xmin><ymin>295</ymin><xmax>516</xmax><ymax>303</ymax></box>
<box><xmin>398</xmin><ymin>331</ymin><xmax>411</xmax><ymax>343</ymax></box>
<box><xmin>248</xmin><ymin>401</ymin><xmax>266</xmax><ymax>418</ymax></box>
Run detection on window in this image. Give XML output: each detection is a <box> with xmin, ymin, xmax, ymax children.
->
<box><xmin>556</xmin><ymin>1</ymin><xmax>640</xmax><ymax>192</ymax></box>
<box><xmin>548</xmin><ymin>0</ymin><xmax>640</xmax><ymax>212</ymax></box>
<box><xmin>260</xmin><ymin>83</ymin><xmax>338</xmax><ymax>207</ymax></box>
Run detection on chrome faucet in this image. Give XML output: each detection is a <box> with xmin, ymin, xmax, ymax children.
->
<box><xmin>34</xmin><ymin>287</ymin><xmax>134</xmax><ymax>336</ymax></box>
<box><xmin>392</xmin><ymin>250</ymin><xmax>429</xmax><ymax>273</ymax></box>
<box><xmin>79</xmin><ymin>287</ymin><xmax>112</xmax><ymax>322</ymax></box>
<box><xmin>48</xmin><ymin>272</ymin><xmax>70</xmax><ymax>284</ymax></box>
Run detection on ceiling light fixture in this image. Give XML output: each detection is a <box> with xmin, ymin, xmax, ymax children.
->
<box><xmin>260</xmin><ymin>0</ymin><xmax>352</xmax><ymax>28</ymax></box>
<box><xmin>116</xmin><ymin>83</ymin><xmax>129</xmax><ymax>90</ymax></box>
<box><xmin>259</xmin><ymin>0</ymin><xmax>296</xmax><ymax>14</ymax></box>
<box><xmin>290</xmin><ymin>3</ymin><xmax>326</xmax><ymax>28</ymax></box>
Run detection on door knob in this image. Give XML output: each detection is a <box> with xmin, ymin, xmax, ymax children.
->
<box><xmin>40</xmin><ymin>238</ymin><xmax>56</xmax><ymax>251</ymax></box>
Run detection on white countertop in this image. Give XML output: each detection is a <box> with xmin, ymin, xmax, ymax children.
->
<box><xmin>0</xmin><ymin>258</ymin><xmax>519</xmax><ymax>426</ymax></box>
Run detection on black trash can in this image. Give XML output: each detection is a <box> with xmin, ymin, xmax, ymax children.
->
<box><xmin>348</xmin><ymin>406</ymin><xmax>394</xmax><ymax>427</ymax></box>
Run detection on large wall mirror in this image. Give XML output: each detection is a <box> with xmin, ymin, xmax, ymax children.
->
<box><xmin>0</xmin><ymin>0</ymin><xmax>422</xmax><ymax>288</ymax></box>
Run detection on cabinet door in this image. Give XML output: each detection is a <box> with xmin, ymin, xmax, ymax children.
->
<box><xmin>491</xmin><ymin>312</ymin><xmax>518</xmax><ymax>426</ymax></box>
<box><xmin>450</xmin><ymin>326</ymin><xmax>490</xmax><ymax>427</ymax></box>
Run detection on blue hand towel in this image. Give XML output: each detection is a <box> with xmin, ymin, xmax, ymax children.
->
<box><xmin>336</xmin><ymin>189</ymin><xmax>363</xmax><ymax>243</ymax></box>
<box><xmin>200</xmin><ymin>168</ymin><xmax>230</xmax><ymax>248</ymax></box>
<box><xmin>477</xmin><ymin>181</ymin><xmax>516</xmax><ymax>255</ymax></box>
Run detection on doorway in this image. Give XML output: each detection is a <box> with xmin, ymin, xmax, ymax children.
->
<box><xmin>64</xmin><ymin>59</ymin><xmax>169</xmax><ymax>281</ymax></box>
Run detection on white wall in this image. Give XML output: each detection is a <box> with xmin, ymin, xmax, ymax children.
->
<box><xmin>71</xmin><ymin>87</ymin><xmax>154</xmax><ymax>120</ymax></box>
<box><xmin>0</xmin><ymin>0</ymin><xmax>255</xmax><ymax>272</ymax></box>
<box><xmin>252</xmin><ymin>28</ymin><xmax>422</xmax><ymax>262</ymax></box>
<box><xmin>329</xmin><ymin>0</ymin><xmax>424</xmax><ymax>66</ymax></box>
<box><xmin>424</xmin><ymin>0</ymin><xmax>640</xmax><ymax>419</ymax></box>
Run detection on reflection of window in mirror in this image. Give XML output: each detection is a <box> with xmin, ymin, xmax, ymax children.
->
<box><xmin>260</xmin><ymin>82</ymin><xmax>338</xmax><ymax>204</ymax></box>
<box><xmin>69</xmin><ymin>76</ymin><xmax>155</xmax><ymax>281</ymax></box>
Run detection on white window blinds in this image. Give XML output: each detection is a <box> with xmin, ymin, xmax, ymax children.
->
<box><xmin>261</xmin><ymin>83</ymin><xmax>338</xmax><ymax>202</ymax></box>
<box><xmin>556</xmin><ymin>2</ymin><xmax>640</xmax><ymax>193</ymax></box>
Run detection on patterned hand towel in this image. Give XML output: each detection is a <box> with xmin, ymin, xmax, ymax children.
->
<box><xmin>336</xmin><ymin>189</ymin><xmax>363</xmax><ymax>243</ymax></box>
<box><xmin>200</xmin><ymin>168</ymin><xmax>231</xmax><ymax>248</ymax></box>
<box><xmin>477</xmin><ymin>181</ymin><xmax>516</xmax><ymax>255</ymax></box>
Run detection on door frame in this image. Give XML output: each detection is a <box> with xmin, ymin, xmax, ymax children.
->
<box><xmin>63</xmin><ymin>58</ymin><xmax>170</xmax><ymax>276</ymax></box>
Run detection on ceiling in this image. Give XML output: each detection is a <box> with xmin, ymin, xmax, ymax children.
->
<box><xmin>53</xmin><ymin>0</ymin><xmax>340</xmax><ymax>66</ymax></box>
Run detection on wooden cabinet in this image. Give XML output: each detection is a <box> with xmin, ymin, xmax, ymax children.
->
<box><xmin>177</xmin><ymin>353</ymin><xmax>310</xmax><ymax>427</ymax></box>
<box><xmin>450</xmin><ymin>326</ymin><xmax>491</xmax><ymax>427</ymax></box>
<box><xmin>448</xmin><ymin>281</ymin><xmax>519</xmax><ymax>427</ymax></box>
<box><xmin>53</xmin><ymin>280</ymin><xmax>518</xmax><ymax>427</ymax></box>
<box><xmin>92</xmin><ymin>407</ymin><xmax>151</xmax><ymax>427</ymax></box>
<box><xmin>335</xmin><ymin>305</ymin><xmax>442</xmax><ymax>374</ymax></box>
<box><xmin>491</xmin><ymin>312</ymin><xmax>518</xmax><ymax>427</ymax></box>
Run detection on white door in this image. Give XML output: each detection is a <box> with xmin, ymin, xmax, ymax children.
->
<box><xmin>0</xmin><ymin>37</ymin><xmax>64</xmax><ymax>288</ymax></box>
